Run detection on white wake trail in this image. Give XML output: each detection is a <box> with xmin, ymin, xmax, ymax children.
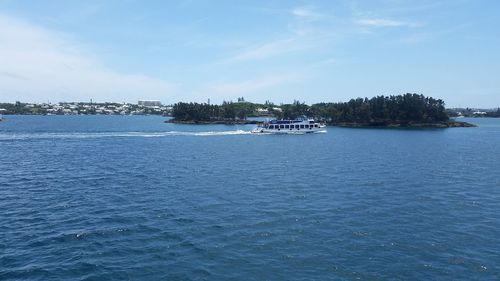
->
<box><xmin>0</xmin><ymin>130</ymin><xmax>253</xmax><ymax>140</ymax></box>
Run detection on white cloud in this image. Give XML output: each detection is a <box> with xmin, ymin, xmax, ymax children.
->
<box><xmin>292</xmin><ymin>6</ymin><xmax>323</xmax><ymax>21</ymax></box>
<box><xmin>356</xmin><ymin>18</ymin><xmax>420</xmax><ymax>28</ymax></box>
<box><xmin>219</xmin><ymin>5</ymin><xmax>334</xmax><ymax>64</ymax></box>
<box><xmin>0</xmin><ymin>14</ymin><xmax>175</xmax><ymax>103</ymax></box>
<box><xmin>222</xmin><ymin>37</ymin><xmax>308</xmax><ymax>63</ymax></box>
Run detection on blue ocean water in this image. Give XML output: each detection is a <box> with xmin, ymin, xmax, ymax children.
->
<box><xmin>1</xmin><ymin>115</ymin><xmax>499</xmax><ymax>280</ymax></box>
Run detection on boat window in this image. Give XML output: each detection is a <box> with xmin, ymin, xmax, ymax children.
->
<box><xmin>314</xmin><ymin>124</ymin><xmax>318</xmax><ymax>128</ymax></box>
<box><xmin>305</xmin><ymin>125</ymin><xmax>309</xmax><ymax>129</ymax></box>
<box><xmin>285</xmin><ymin>125</ymin><xmax>289</xmax><ymax>129</ymax></box>
<box><xmin>280</xmin><ymin>125</ymin><xmax>284</xmax><ymax>129</ymax></box>
<box><xmin>295</xmin><ymin>125</ymin><xmax>299</xmax><ymax>129</ymax></box>
<box><xmin>300</xmin><ymin>125</ymin><xmax>304</xmax><ymax>129</ymax></box>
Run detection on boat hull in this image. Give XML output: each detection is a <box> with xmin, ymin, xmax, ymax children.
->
<box><xmin>251</xmin><ymin>126</ymin><xmax>326</xmax><ymax>134</ymax></box>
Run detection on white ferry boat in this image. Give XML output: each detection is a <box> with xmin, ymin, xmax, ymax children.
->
<box><xmin>251</xmin><ymin>117</ymin><xmax>326</xmax><ymax>134</ymax></box>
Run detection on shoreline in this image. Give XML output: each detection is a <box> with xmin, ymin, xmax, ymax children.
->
<box><xmin>328</xmin><ymin>120</ymin><xmax>476</xmax><ymax>128</ymax></box>
<box><xmin>0</xmin><ymin>115</ymin><xmax>477</xmax><ymax>128</ymax></box>
<box><xmin>166</xmin><ymin>119</ymin><xmax>476</xmax><ymax>128</ymax></box>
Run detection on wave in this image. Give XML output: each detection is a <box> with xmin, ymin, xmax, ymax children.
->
<box><xmin>0</xmin><ymin>130</ymin><xmax>253</xmax><ymax>140</ymax></box>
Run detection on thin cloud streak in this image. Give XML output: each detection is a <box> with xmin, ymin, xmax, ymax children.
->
<box><xmin>220</xmin><ymin>5</ymin><xmax>332</xmax><ymax>64</ymax></box>
<box><xmin>221</xmin><ymin>37</ymin><xmax>305</xmax><ymax>64</ymax></box>
<box><xmin>292</xmin><ymin>6</ymin><xmax>324</xmax><ymax>21</ymax></box>
<box><xmin>355</xmin><ymin>18</ymin><xmax>421</xmax><ymax>28</ymax></box>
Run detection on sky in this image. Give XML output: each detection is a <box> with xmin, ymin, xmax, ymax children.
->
<box><xmin>0</xmin><ymin>0</ymin><xmax>499</xmax><ymax>107</ymax></box>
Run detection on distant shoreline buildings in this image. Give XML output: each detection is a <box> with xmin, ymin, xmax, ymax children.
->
<box><xmin>0</xmin><ymin>101</ymin><xmax>172</xmax><ymax>116</ymax></box>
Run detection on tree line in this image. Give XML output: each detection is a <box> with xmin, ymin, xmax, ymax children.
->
<box><xmin>172</xmin><ymin>94</ymin><xmax>450</xmax><ymax>123</ymax></box>
<box><xmin>0</xmin><ymin>102</ymin><xmax>36</xmax><ymax>114</ymax></box>
<box><xmin>172</xmin><ymin>101</ymin><xmax>278</xmax><ymax>121</ymax></box>
<box><xmin>311</xmin><ymin>94</ymin><xmax>449</xmax><ymax>123</ymax></box>
<box><xmin>487</xmin><ymin>109</ymin><xmax>500</xmax><ymax>117</ymax></box>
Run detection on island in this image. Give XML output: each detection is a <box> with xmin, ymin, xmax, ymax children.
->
<box><xmin>168</xmin><ymin>94</ymin><xmax>476</xmax><ymax>128</ymax></box>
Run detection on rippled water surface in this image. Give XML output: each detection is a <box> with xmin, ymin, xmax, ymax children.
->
<box><xmin>1</xmin><ymin>115</ymin><xmax>500</xmax><ymax>280</ymax></box>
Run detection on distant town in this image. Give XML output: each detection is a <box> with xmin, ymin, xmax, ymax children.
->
<box><xmin>0</xmin><ymin>100</ymin><xmax>172</xmax><ymax>116</ymax></box>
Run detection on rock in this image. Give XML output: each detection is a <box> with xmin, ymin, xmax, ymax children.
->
<box><xmin>328</xmin><ymin>121</ymin><xmax>476</xmax><ymax>128</ymax></box>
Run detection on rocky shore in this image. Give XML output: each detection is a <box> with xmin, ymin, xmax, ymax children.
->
<box><xmin>329</xmin><ymin>120</ymin><xmax>476</xmax><ymax>128</ymax></box>
<box><xmin>166</xmin><ymin>118</ymin><xmax>476</xmax><ymax>128</ymax></box>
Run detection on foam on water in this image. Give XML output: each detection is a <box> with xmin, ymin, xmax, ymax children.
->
<box><xmin>0</xmin><ymin>130</ymin><xmax>253</xmax><ymax>140</ymax></box>
<box><xmin>0</xmin><ymin>129</ymin><xmax>333</xmax><ymax>140</ymax></box>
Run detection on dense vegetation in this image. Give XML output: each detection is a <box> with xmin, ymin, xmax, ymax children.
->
<box><xmin>172</xmin><ymin>101</ymin><xmax>278</xmax><ymax>121</ymax></box>
<box><xmin>172</xmin><ymin>94</ymin><xmax>450</xmax><ymax>124</ymax></box>
<box><xmin>487</xmin><ymin>109</ymin><xmax>500</xmax><ymax>117</ymax></box>
<box><xmin>311</xmin><ymin>94</ymin><xmax>449</xmax><ymax>124</ymax></box>
<box><xmin>0</xmin><ymin>102</ymin><xmax>38</xmax><ymax>114</ymax></box>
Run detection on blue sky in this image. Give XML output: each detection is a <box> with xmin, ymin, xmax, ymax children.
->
<box><xmin>0</xmin><ymin>0</ymin><xmax>499</xmax><ymax>107</ymax></box>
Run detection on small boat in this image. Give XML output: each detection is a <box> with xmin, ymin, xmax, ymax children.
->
<box><xmin>251</xmin><ymin>117</ymin><xmax>326</xmax><ymax>134</ymax></box>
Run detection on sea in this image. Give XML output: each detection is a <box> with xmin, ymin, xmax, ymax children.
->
<box><xmin>1</xmin><ymin>115</ymin><xmax>499</xmax><ymax>280</ymax></box>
